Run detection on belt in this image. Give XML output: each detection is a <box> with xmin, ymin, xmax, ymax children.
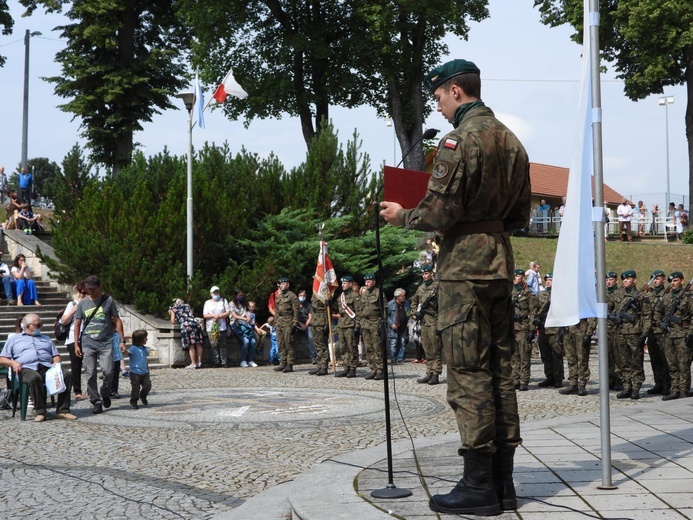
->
<box><xmin>445</xmin><ymin>220</ymin><xmax>504</xmax><ymax>236</ymax></box>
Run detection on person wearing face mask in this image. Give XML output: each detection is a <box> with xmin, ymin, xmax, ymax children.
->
<box><xmin>203</xmin><ymin>286</ymin><xmax>231</xmax><ymax>368</ymax></box>
<box><xmin>296</xmin><ymin>289</ymin><xmax>315</xmax><ymax>364</ymax></box>
<box><xmin>0</xmin><ymin>313</ymin><xmax>77</xmax><ymax>422</ymax></box>
<box><xmin>230</xmin><ymin>288</ymin><xmax>257</xmax><ymax>367</ymax></box>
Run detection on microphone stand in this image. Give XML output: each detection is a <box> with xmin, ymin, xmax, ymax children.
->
<box><xmin>370</xmin><ymin>128</ymin><xmax>436</xmax><ymax>499</ymax></box>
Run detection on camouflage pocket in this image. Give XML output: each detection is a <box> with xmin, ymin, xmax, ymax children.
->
<box><xmin>438</xmin><ymin>301</ymin><xmax>481</xmax><ymax>369</ymax></box>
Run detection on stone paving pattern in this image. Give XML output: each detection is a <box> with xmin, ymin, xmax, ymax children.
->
<box><xmin>0</xmin><ymin>351</ymin><xmax>658</xmax><ymax>519</ymax></box>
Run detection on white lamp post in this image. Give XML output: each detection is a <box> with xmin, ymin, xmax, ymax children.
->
<box><xmin>177</xmin><ymin>91</ymin><xmax>195</xmax><ymax>284</ymax></box>
<box><xmin>385</xmin><ymin>118</ymin><xmax>396</xmax><ymax>165</ymax></box>
<box><xmin>21</xmin><ymin>30</ymin><xmax>42</xmax><ymax>171</ymax></box>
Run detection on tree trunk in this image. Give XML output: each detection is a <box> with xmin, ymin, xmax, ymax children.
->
<box><xmin>113</xmin><ymin>5</ymin><xmax>137</xmax><ymax>175</ymax></box>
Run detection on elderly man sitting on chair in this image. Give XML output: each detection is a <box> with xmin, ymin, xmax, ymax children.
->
<box><xmin>0</xmin><ymin>313</ymin><xmax>77</xmax><ymax>422</ymax></box>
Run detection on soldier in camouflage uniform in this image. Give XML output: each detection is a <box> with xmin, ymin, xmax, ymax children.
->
<box><xmin>410</xmin><ymin>264</ymin><xmax>443</xmax><ymax>385</ymax></box>
<box><xmin>559</xmin><ymin>318</ymin><xmax>596</xmax><ymax>396</ymax></box>
<box><xmin>381</xmin><ymin>59</ymin><xmax>531</xmax><ymax>516</ymax></box>
<box><xmin>336</xmin><ymin>276</ymin><xmax>360</xmax><ymax>378</ymax></box>
<box><xmin>535</xmin><ymin>274</ymin><xmax>565</xmax><ymax>388</ymax></box>
<box><xmin>605</xmin><ymin>272</ymin><xmax>623</xmax><ymax>390</ymax></box>
<box><xmin>654</xmin><ymin>272</ymin><xmax>693</xmax><ymax>400</ymax></box>
<box><xmin>359</xmin><ymin>273</ymin><xmax>387</xmax><ymax>381</ymax></box>
<box><xmin>272</xmin><ymin>277</ymin><xmax>299</xmax><ymax>373</ymax></box>
<box><xmin>607</xmin><ymin>270</ymin><xmax>651</xmax><ymax>400</ymax></box>
<box><xmin>645</xmin><ymin>270</ymin><xmax>671</xmax><ymax>395</ymax></box>
<box><xmin>510</xmin><ymin>269</ymin><xmax>538</xmax><ymax>392</ymax></box>
<box><xmin>307</xmin><ymin>292</ymin><xmax>330</xmax><ymax>376</ymax></box>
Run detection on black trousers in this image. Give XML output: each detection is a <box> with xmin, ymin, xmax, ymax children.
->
<box><xmin>22</xmin><ymin>365</ymin><xmax>72</xmax><ymax>415</ymax></box>
<box><xmin>129</xmin><ymin>373</ymin><xmax>151</xmax><ymax>405</ymax></box>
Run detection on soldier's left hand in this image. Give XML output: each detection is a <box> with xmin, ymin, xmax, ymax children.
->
<box><xmin>380</xmin><ymin>201</ymin><xmax>402</xmax><ymax>225</ymax></box>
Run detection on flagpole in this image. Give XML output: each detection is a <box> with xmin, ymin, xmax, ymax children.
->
<box><xmin>588</xmin><ymin>0</ymin><xmax>614</xmax><ymax>489</ymax></box>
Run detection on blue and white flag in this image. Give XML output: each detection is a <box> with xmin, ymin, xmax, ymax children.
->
<box><xmin>195</xmin><ymin>71</ymin><xmax>205</xmax><ymax>129</ymax></box>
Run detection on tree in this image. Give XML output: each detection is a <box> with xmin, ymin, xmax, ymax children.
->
<box><xmin>10</xmin><ymin>157</ymin><xmax>61</xmax><ymax>198</ymax></box>
<box><xmin>21</xmin><ymin>0</ymin><xmax>190</xmax><ymax>174</ymax></box>
<box><xmin>181</xmin><ymin>0</ymin><xmax>489</xmax><ymax>170</ymax></box>
<box><xmin>0</xmin><ymin>1</ymin><xmax>13</xmax><ymax>67</ymax></box>
<box><xmin>46</xmin><ymin>143</ymin><xmax>96</xmax><ymax>220</ymax></box>
<box><xmin>533</xmin><ymin>0</ymin><xmax>693</xmax><ymax>215</ymax></box>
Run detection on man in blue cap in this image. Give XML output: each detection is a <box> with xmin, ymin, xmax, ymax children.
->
<box><xmin>380</xmin><ymin>58</ymin><xmax>530</xmax><ymax>515</ymax></box>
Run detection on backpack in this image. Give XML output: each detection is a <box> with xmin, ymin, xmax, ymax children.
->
<box><xmin>54</xmin><ymin>301</ymin><xmax>75</xmax><ymax>341</ymax></box>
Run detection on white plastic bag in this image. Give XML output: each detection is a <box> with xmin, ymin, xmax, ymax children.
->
<box><xmin>45</xmin><ymin>364</ymin><xmax>67</xmax><ymax>396</ymax></box>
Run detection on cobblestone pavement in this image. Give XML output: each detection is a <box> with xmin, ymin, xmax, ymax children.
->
<box><xmin>0</xmin><ymin>351</ymin><xmax>655</xmax><ymax>519</ymax></box>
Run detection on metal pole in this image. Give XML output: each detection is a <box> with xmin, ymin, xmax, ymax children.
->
<box><xmin>665</xmin><ymin>99</ymin><xmax>671</xmax><ymax>212</ymax></box>
<box><xmin>588</xmin><ymin>0</ymin><xmax>614</xmax><ymax>489</ymax></box>
<box><xmin>186</xmin><ymin>107</ymin><xmax>194</xmax><ymax>283</ymax></box>
<box><xmin>21</xmin><ymin>29</ymin><xmax>31</xmax><ymax>171</ymax></box>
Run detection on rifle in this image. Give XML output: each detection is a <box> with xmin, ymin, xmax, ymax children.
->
<box><xmin>532</xmin><ymin>297</ymin><xmax>551</xmax><ymax>328</ymax></box>
<box><xmin>607</xmin><ymin>275</ymin><xmax>655</xmax><ymax>326</ymax></box>
<box><xmin>414</xmin><ymin>282</ymin><xmax>439</xmax><ymax>324</ymax></box>
<box><xmin>658</xmin><ymin>277</ymin><xmax>693</xmax><ymax>333</ymax></box>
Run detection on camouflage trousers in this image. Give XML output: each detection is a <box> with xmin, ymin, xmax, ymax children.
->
<box><xmin>564</xmin><ymin>332</ymin><xmax>591</xmax><ymax>386</ymax></box>
<box><xmin>313</xmin><ymin>324</ymin><xmax>330</xmax><ymax>371</ymax></box>
<box><xmin>339</xmin><ymin>326</ymin><xmax>359</xmax><ymax>370</ymax></box>
<box><xmin>276</xmin><ymin>322</ymin><xmax>295</xmax><ymax>366</ymax></box>
<box><xmin>647</xmin><ymin>332</ymin><xmax>671</xmax><ymax>388</ymax></box>
<box><xmin>362</xmin><ymin>321</ymin><xmax>384</xmax><ymax>372</ymax></box>
<box><xmin>664</xmin><ymin>335</ymin><xmax>692</xmax><ymax>394</ymax></box>
<box><xmin>421</xmin><ymin>321</ymin><xmax>443</xmax><ymax>376</ymax></box>
<box><xmin>438</xmin><ymin>279</ymin><xmax>521</xmax><ymax>455</ymax></box>
<box><xmin>538</xmin><ymin>331</ymin><xmax>564</xmax><ymax>383</ymax></box>
<box><xmin>607</xmin><ymin>326</ymin><xmax>623</xmax><ymax>386</ymax></box>
<box><xmin>616</xmin><ymin>332</ymin><xmax>645</xmax><ymax>390</ymax></box>
<box><xmin>511</xmin><ymin>330</ymin><xmax>532</xmax><ymax>386</ymax></box>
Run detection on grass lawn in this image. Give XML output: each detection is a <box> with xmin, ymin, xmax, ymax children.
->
<box><xmin>512</xmin><ymin>236</ymin><xmax>692</xmax><ymax>281</ymax></box>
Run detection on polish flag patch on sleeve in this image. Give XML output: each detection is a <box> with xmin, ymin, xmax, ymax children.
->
<box><xmin>443</xmin><ymin>138</ymin><xmax>458</xmax><ymax>150</ymax></box>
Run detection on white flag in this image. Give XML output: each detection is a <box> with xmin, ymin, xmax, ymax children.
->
<box><xmin>544</xmin><ymin>2</ymin><xmax>598</xmax><ymax>327</ymax></box>
<box><xmin>195</xmin><ymin>72</ymin><xmax>205</xmax><ymax>129</ymax></box>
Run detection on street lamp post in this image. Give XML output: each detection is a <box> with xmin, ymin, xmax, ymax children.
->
<box><xmin>21</xmin><ymin>29</ymin><xmax>42</xmax><ymax>171</ymax></box>
<box><xmin>659</xmin><ymin>96</ymin><xmax>674</xmax><ymax>214</ymax></box>
<box><xmin>177</xmin><ymin>91</ymin><xmax>195</xmax><ymax>284</ymax></box>
<box><xmin>385</xmin><ymin>119</ymin><xmax>396</xmax><ymax>165</ymax></box>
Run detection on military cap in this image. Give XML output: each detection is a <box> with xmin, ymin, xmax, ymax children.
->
<box><xmin>277</xmin><ymin>277</ymin><xmax>290</xmax><ymax>283</ymax></box>
<box><xmin>652</xmin><ymin>270</ymin><xmax>666</xmax><ymax>278</ymax></box>
<box><xmin>621</xmin><ymin>270</ymin><xmax>636</xmax><ymax>280</ymax></box>
<box><xmin>340</xmin><ymin>275</ymin><xmax>354</xmax><ymax>283</ymax></box>
<box><xmin>513</xmin><ymin>269</ymin><xmax>525</xmax><ymax>276</ymax></box>
<box><xmin>421</xmin><ymin>265</ymin><xmax>433</xmax><ymax>273</ymax></box>
<box><xmin>544</xmin><ymin>273</ymin><xmax>553</xmax><ymax>280</ymax></box>
<box><xmin>668</xmin><ymin>271</ymin><xmax>684</xmax><ymax>282</ymax></box>
<box><xmin>424</xmin><ymin>59</ymin><xmax>480</xmax><ymax>93</ymax></box>
<box><xmin>606</xmin><ymin>272</ymin><xmax>618</xmax><ymax>279</ymax></box>
<box><xmin>363</xmin><ymin>273</ymin><xmax>376</xmax><ymax>280</ymax></box>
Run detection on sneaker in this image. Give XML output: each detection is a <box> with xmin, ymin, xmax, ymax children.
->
<box><xmin>130</xmin><ymin>403</ymin><xmax>139</xmax><ymax>410</ymax></box>
<box><xmin>34</xmin><ymin>414</ymin><xmax>46</xmax><ymax>422</ymax></box>
<box><xmin>240</xmin><ymin>361</ymin><xmax>248</xmax><ymax>368</ymax></box>
<box><xmin>196</xmin><ymin>363</ymin><xmax>202</xmax><ymax>368</ymax></box>
<box><xmin>92</xmin><ymin>402</ymin><xmax>103</xmax><ymax>414</ymax></box>
<box><xmin>248</xmin><ymin>361</ymin><xmax>258</xmax><ymax>367</ymax></box>
<box><xmin>27</xmin><ymin>398</ymin><xmax>34</xmax><ymax>411</ymax></box>
<box><xmin>121</xmin><ymin>370</ymin><xmax>130</xmax><ymax>378</ymax></box>
<box><xmin>140</xmin><ymin>397</ymin><xmax>148</xmax><ymax>406</ymax></box>
<box><xmin>103</xmin><ymin>396</ymin><xmax>111</xmax><ymax>409</ymax></box>
<box><xmin>56</xmin><ymin>412</ymin><xmax>78</xmax><ymax>420</ymax></box>
<box><xmin>184</xmin><ymin>364</ymin><xmax>196</xmax><ymax>369</ymax></box>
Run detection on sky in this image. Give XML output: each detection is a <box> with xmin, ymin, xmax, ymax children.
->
<box><xmin>0</xmin><ymin>1</ymin><xmax>689</xmax><ymax>206</ymax></box>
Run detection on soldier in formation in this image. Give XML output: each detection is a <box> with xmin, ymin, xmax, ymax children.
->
<box><xmin>307</xmin><ymin>292</ymin><xmax>331</xmax><ymax>376</ymax></box>
<box><xmin>336</xmin><ymin>276</ymin><xmax>360</xmax><ymax>378</ymax></box>
<box><xmin>359</xmin><ymin>273</ymin><xmax>387</xmax><ymax>381</ymax></box>
<box><xmin>645</xmin><ymin>270</ymin><xmax>671</xmax><ymax>395</ymax></box>
<box><xmin>410</xmin><ymin>264</ymin><xmax>443</xmax><ymax>385</ymax></box>
<box><xmin>560</xmin><ymin>318</ymin><xmax>596</xmax><ymax>397</ymax></box>
<box><xmin>535</xmin><ymin>274</ymin><xmax>565</xmax><ymax>388</ymax></box>
<box><xmin>605</xmin><ymin>272</ymin><xmax>623</xmax><ymax>390</ymax></box>
<box><xmin>510</xmin><ymin>269</ymin><xmax>538</xmax><ymax>392</ymax></box>
<box><xmin>273</xmin><ymin>277</ymin><xmax>299</xmax><ymax>373</ymax></box>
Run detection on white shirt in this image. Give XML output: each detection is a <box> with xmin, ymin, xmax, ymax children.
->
<box><xmin>617</xmin><ymin>203</ymin><xmax>633</xmax><ymax>222</ymax></box>
<box><xmin>203</xmin><ymin>298</ymin><xmax>230</xmax><ymax>331</ymax></box>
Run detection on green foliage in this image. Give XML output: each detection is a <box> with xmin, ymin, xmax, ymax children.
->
<box><xmin>46</xmin><ymin>144</ymin><xmax>97</xmax><ymax>221</ymax></box>
<box><xmin>9</xmin><ymin>158</ymin><xmax>62</xmax><ymax>197</ymax></box>
<box><xmin>0</xmin><ymin>0</ymin><xmax>13</xmax><ymax>67</ymax></box>
<box><xmin>21</xmin><ymin>0</ymin><xmax>191</xmax><ymax>172</ymax></box>
<box><xmin>682</xmin><ymin>228</ymin><xmax>693</xmax><ymax>245</ymax></box>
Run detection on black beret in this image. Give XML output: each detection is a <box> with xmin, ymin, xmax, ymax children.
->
<box><xmin>424</xmin><ymin>59</ymin><xmax>480</xmax><ymax>93</ymax></box>
<box><xmin>621</xmin><ymin>270</ymin><xmax>636</xmax><ymax>280</ymax></box>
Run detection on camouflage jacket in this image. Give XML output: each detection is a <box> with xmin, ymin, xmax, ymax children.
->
<box><xmin>646</xmin><ymin>286</ymin><xmax>667</xmax><ymax>335</ymax></box>
<box><xmin>608</xmin><ymin>287</ymin><xmax>651</xmax><ymax>335</ymax></box>
<box><xmin>338</xmin><ymin>289</ymin><xmax>359</xmax><ymax>328</ymax></box>
<box><xmin>397</xmin><ymin>105</ymin><xmax>531</xmax><ymax>282</ymax></box>
<box><xmin>310</xmin><ymin>294</ymin><xmax>329</xmax><ymax>327</ymax></box>
<box><xmin>536</xmin><ymin>289</ymin><xmax>562</xmax><ymax>336</ymax></box>
<box><xmin>512</xmin><ymin>283</ymin><xmax>538</xmax><ymax>332</ymax></box>
<box><xmin>410</xmin><ymin>280</ymin><xmax>439</xmax><ymax>326</ymax></box>
<box><xmin>653</xmin><ymin>288</ymin><xmax>693</xmax><ymax>339</ymax></box>
<box><xmin>358</xmin><ymin>287</ymin><xmax>386</xmax><ymax>329</ymax></box>
<box><xmin>275</xmin><ymin>290</ymin><xmax>299</xmax><ymax>327</ymax></box>
<box><xmin>567</xmin><ymin>317</ymin><xmax>596</xmax><ymax>337</ymax></box>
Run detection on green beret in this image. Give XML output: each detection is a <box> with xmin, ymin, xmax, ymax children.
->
<box><xmin>424</xmin><ymin>59</ymin><xmax>480</xmax><ymax>93</ymax></box>
<box><xmin>606</xmin><ymin>272</ymin><xmax>618</xmax><ymax>279</ymax></box>
<box><xmin>652</xmin><ymin>270</ymin><xmax>666</xmax><ymax>278</ymax></box>
<box><xmin>421</xmin><ymin>265</ymin><xmax>433</xmax><ymax>273</ymax></box>
<box><xmin>621</xmin><ymin>270</ymin><xmax>636</xmax><ymax>280</ymax></box>
<box><xmin>544</xmin><ymin>273</ymin><xmax>553</xmax><ymax>280</ymax></box>
<box><xmin>668</xmin><ymin>271</ymin><xmax>684</xmax><ymax>282</ymax></box>
<box><xmin>278</xmin><ymin>277</ymin><xmax>290</xmax><ymax>283</ymax></box>
<box><xmin>363</xmin><ymin>273</ymin><xmax>376</xmax><ymax>280</ymax></box>
<box><xmin>513</xmin><ymin>269</ymin><xmax>524</xmax><ymax>276</ymax></box>
<box><xmin>340</xmin><ymin>275</ymin><xmax>354</xmax><ymax>283</ymax></box>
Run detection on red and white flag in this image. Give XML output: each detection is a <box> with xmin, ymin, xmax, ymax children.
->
<box><xmin>212</xmin><ymin>68</ymin><xmax>248</xmax><ymax>103</ymax></box>
<box><xmin>312</xmin><ymin>241</ymin><xmax>338</xmax><ymax>302</ymax></box>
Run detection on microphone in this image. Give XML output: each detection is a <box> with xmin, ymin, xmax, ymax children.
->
<box><xmin>395</xmin><ymin>128</ymin><xmax>439</xmax><ymax>168</ymax></box>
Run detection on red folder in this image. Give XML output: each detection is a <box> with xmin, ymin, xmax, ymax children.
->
<box><xmin>383</xmin><ymin>165</ymin><xmax>431</xmax><ymax>209</ymax></box>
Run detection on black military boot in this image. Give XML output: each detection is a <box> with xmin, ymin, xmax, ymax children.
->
<box><xmin>493</xmin><ymin>448</ymin><xmax>517</xmax><ymax>511</ymax></box>
<box><xmin>559</xmin><ymin>385</ymin><xmax>578</xmax><ymax>395</ymax></box>
<box><xmin>282</xmin><ymin>365</ymin><xmax>293</xmax><ymax>373</ymax></box>
<box><xmin>631</xmin><ymin>387</ymin><xmax>640</xmax><ymax>400</ymax></box>
<box><xmin>308</xmin><ymin>368</ymin><xmax>320</xmax><ymax>375</ymax></box>
<box><xmin>417</xmin><ymin>374</ymin><xmax>432</xmax><ymax>384</ymax></box>
<box><xmin>616</xmin><ymin>388</ymin><xmax>632</xmax><ymax>399</ymax></box>
<box><xmin>273</xmin><ymin>363</ymin><xmax>287</xmax><ymax>372</ymax></box>
<box><xmin>429</xmin><ymin>451</ymin><xmax>501</xmax><ymax>516</ymax></box>
<box><xmin>577</xmin><ymin>385</ymin><xmax>588</xmax><ymax>397</ymax></box>
<box><xmin>373</xmin><ymin>371</ymin><xmax>384</xmax><ymax>380</ymax></box>
<box><xmin>316</xmin><ymin>368</ymin><xmax>328</xmax><ymax>376</ymax></box>
<box><xmin>537</xmin><ymin>378</ymin><xmax>554</xmax><ymax>388</ymax></box>
<box><xmin>646</xmin><ymin>383</ymin><xmax>664</xmax><ymax>395</ymax></box>
<box><xmin>364</xmin><ymin>371</ymin><xmax>376</xmax><ymax>380</ymax></box>
<box><xmin>346</xmin><ymin>368</ymin><xmax>357</xmax><ymax>378</ymax></box>
<box><xmin>428</xmin><ymin>374</ymin><xmax>440</xmax><ymax>385</ymax></box>
<box><xmin>662</xmin><ymin>391</ymin><xmax>681</xmax><ymax>401</ymax></box>
<box><xmin>335</xmin><ymin>368</ymin><xmax>350</xmax><ymax>377</ymax></box>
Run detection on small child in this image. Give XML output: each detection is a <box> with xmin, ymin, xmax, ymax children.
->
<box><xmin>260</xmin><ymin>316</ymin><xmax>279</xmax><ymax>365</ymax></box>
<box><xmin>124</xmin><ymin>329</ymin><xmax>151</xmax><ymax>410</ymax></box>
<box><xmin>16</xmin><ymin>203</ymin><xmax>42</xmax><ymax>234</ymax></box>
